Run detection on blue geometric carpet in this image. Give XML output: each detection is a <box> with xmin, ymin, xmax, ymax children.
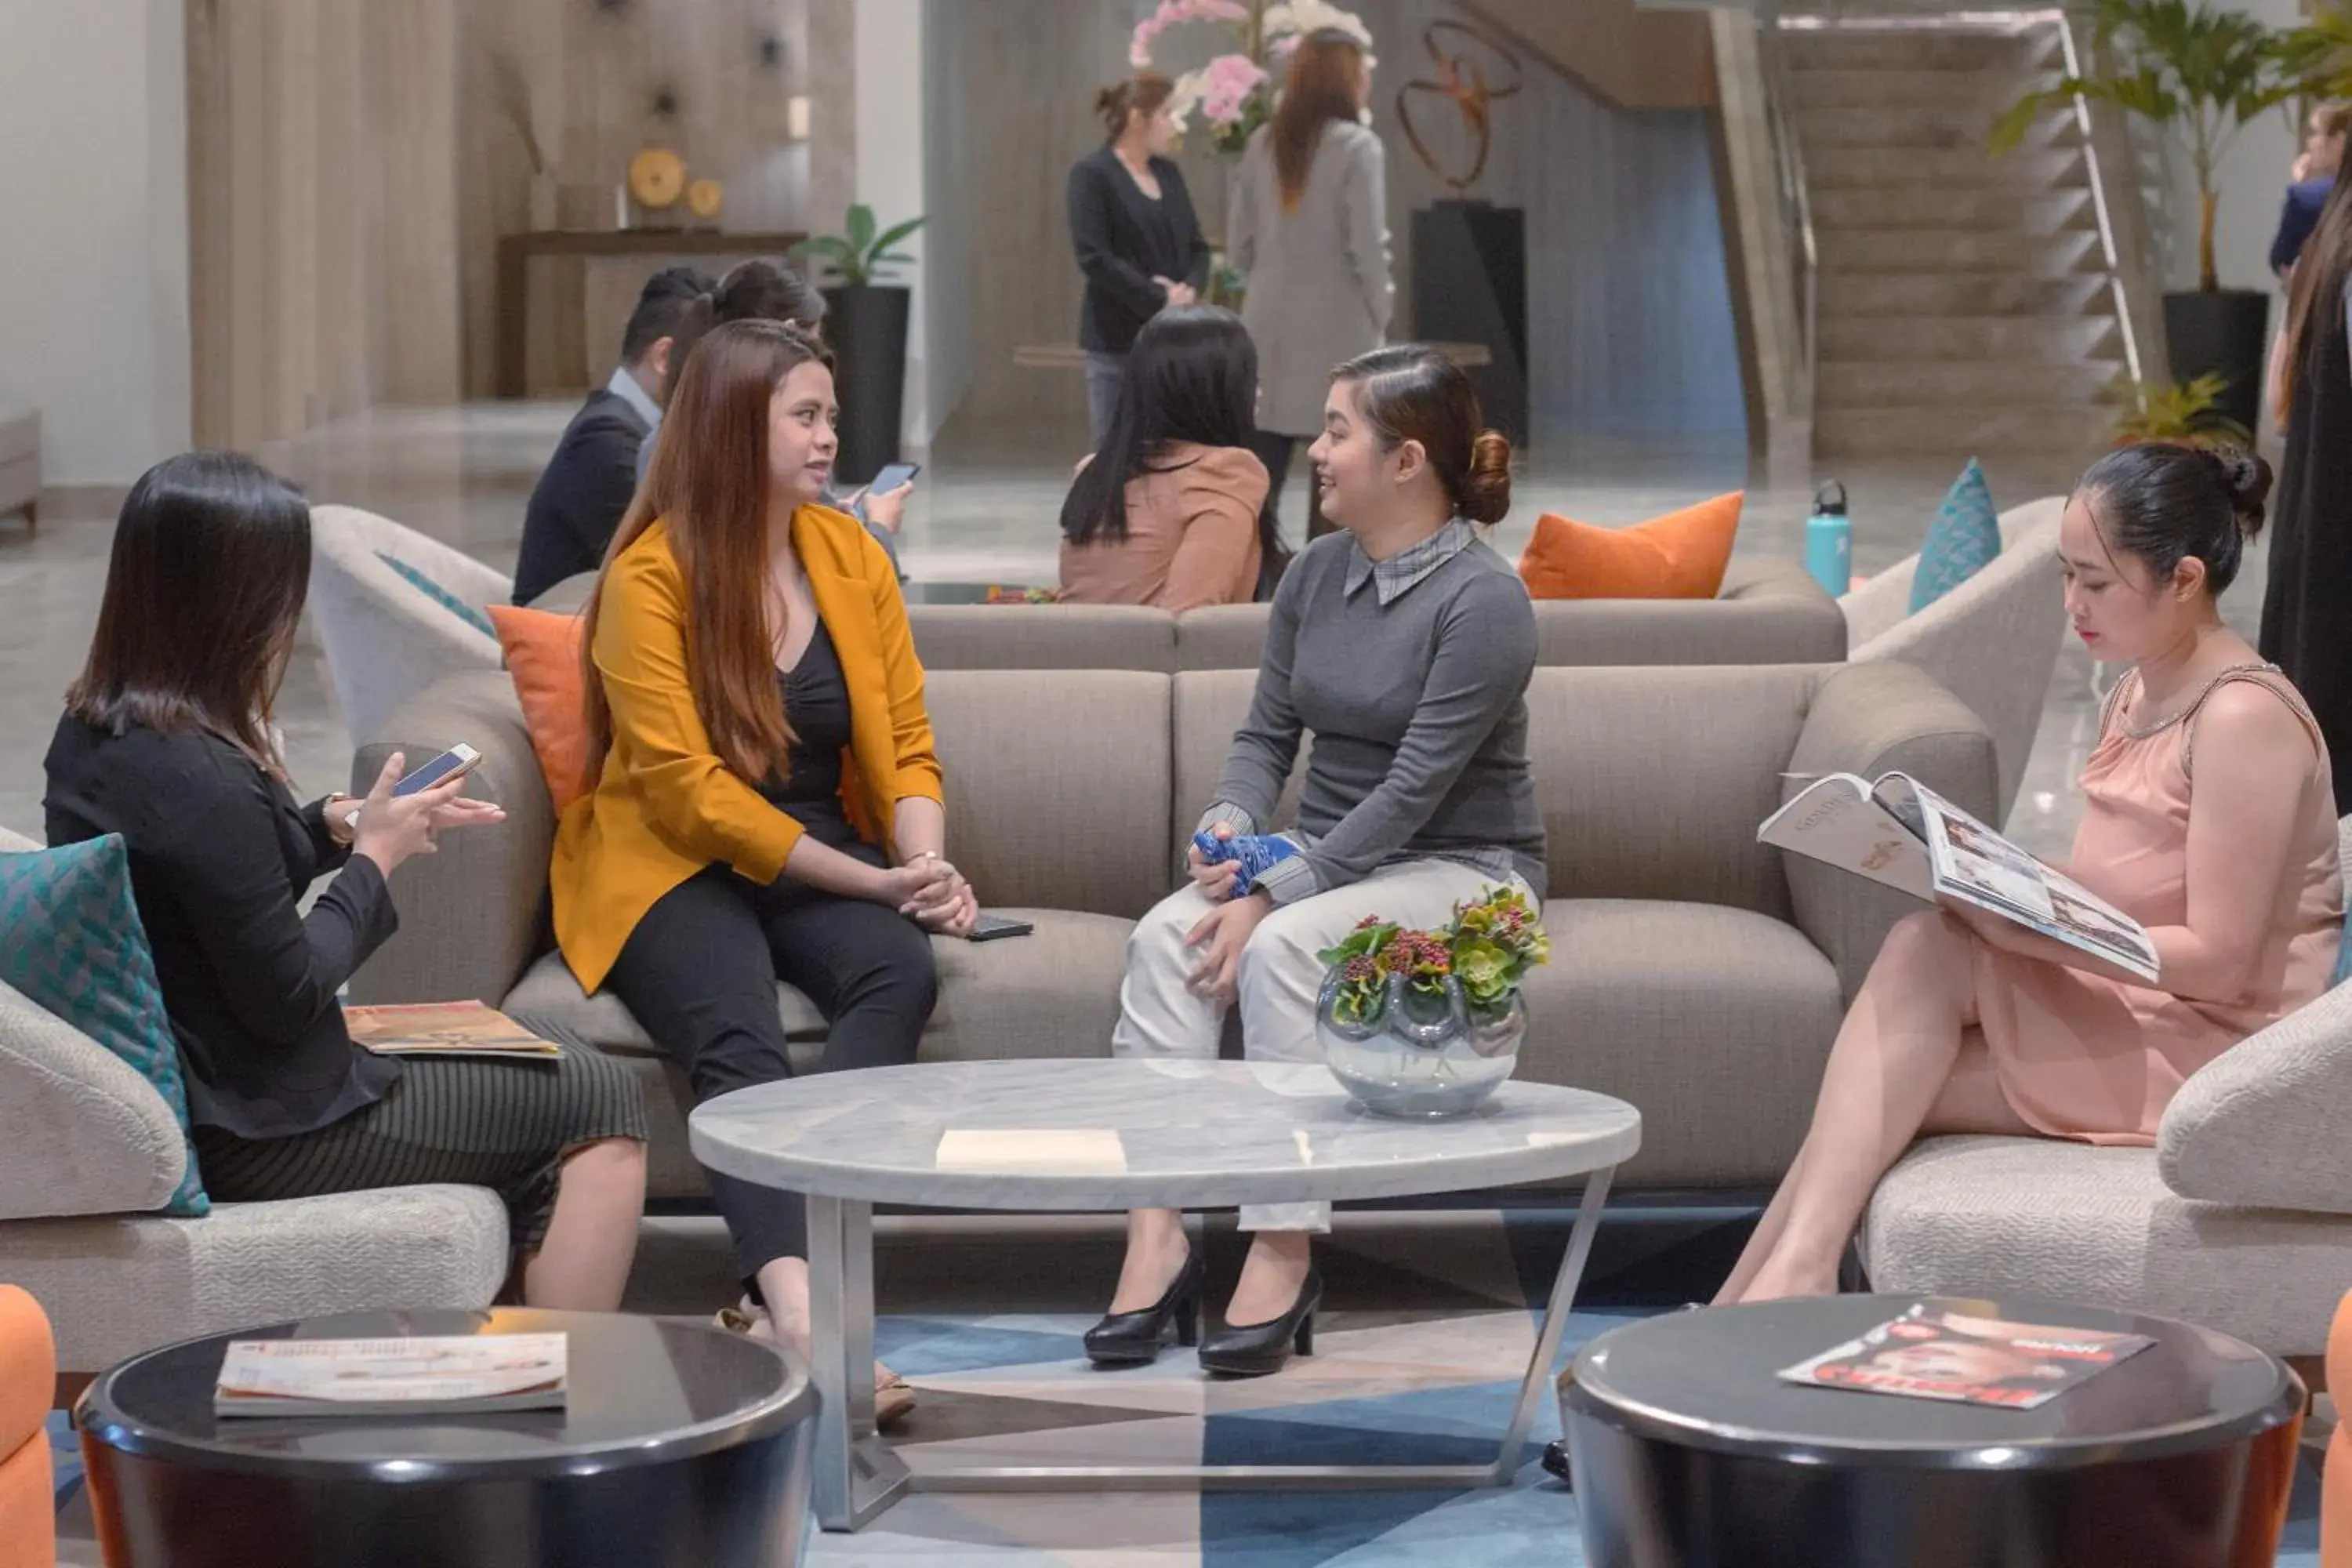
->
<box><xmin>46</xmin><ymin>1208</ymin><xmax>2327</xmax><ymax>1565</ymax></box>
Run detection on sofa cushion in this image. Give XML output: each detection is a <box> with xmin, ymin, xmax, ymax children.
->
<box><xmin>0</xmin><ymin>835</ymin><xmax>208</xmax><ymax>1216</ymax></box>
<box><xmin>910</xmin><ymin>604</ymin><xmax>1177</xmax><ymax>672</ymax></box>
<box><xmin>0</xmin><ymin>1287</ymin><xmax>53</xmax><ymax>1458</ymax></box>
<box><xmin>930</xmin><ymin>670</ymin><xmax>1171</xmax><ymax>919</ymax></box>
<box><xmin>379</xmin><ymin>552</ymin><xmax>499</xmax><ymax>640</ymax></box>
<box><xmin>1517</xmin><ymin>492</ymin><xmax>1742</xmax><ymax>600</ymax></box>
<box><xmin>0</xmin><ymin>980</ymin><xmax>187</xmax><ymax>1222</ymax></box>
<box><xmin>1862</xmin><ymin>1134</ymin><xmax>2352</xmax><ymax>1356</ymax></box>
<box><xmin>1521</xmin><ymin>900</ymin><xmax>1842</xmax><ymax>1189</ymax></box>
<box><xmin>1908</xmin><ymin>458</ymin><xmax>2001</xmax><ymax>612</ymax></box>
<box><xmin>1</xmin><ymin>1185</ymin><xmax>509</xmax><ymax>1373</ymax></box>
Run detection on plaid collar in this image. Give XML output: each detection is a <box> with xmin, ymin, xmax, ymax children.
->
<box><xmin>1345</xmin><ymin>519</ymin><xmax>1478</xmax><ymax>604</ymax></box>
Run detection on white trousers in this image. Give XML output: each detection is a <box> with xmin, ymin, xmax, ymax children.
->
<box><xmin>1111</xmin><ymin>857</ymin><xmax>1514</xmax><ymax>1232</ymax></box>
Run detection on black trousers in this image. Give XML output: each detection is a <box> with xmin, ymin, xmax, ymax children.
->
<box><xmin>604</xmin><ymin>849</ymin><xmax>938</xmax><ymax>1283</ymax></box>
<box><xmin>1248</xmin><ymin>430</ymin><xmax>1331</xmax><ymax>539</ymax></box>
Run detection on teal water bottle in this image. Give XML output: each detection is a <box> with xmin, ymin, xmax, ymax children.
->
<box><xmin>1806</xmin><ymin>481</ymin><xmax>1852</xmax><ymax>597</ymax></box>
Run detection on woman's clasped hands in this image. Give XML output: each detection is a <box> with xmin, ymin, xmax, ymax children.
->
<box><xmin>886</xmin><ymin>851</ymin><xmax>978</xmax><ymax>937</ymax></box>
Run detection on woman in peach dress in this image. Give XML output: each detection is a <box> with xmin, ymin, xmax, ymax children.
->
<box><xmin>1722</xmin><ymin>441</ymin><xmax>2344</xmax><ymax>1303</ymax></box>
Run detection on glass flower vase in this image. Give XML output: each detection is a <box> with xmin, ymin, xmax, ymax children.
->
<box><xmin>1316</xmin><ymin>971</ymin><xmax>1523</xmax><ymax>1119</ymax></box>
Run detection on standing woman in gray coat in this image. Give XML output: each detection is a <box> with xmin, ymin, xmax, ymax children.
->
<box><xmin>1230</xmin><ymin>27</ymin><xmax>1392</xmax><ymax>539</ymax></box>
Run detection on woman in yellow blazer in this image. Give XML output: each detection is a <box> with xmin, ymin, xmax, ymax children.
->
<box><xmin>554</xmin><ymin>319</ymin><xmax>971</xmax><ymax>1421</ymax></box>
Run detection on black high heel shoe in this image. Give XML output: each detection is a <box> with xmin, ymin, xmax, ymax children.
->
<box><xmin>1084</xmin><ymin>1246</ymin><xmax>1205</xmax><ymax>1367</ymax></box>
<box><xmin>1197</xmin><ymin>1267</ymin><xmax>1323</xmax><ymax>1377</ymax></box>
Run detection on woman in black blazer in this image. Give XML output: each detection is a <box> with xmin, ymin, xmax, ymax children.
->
<box><xmin>42</xmin><ymin>452</ymin><xmax>648</xmax><ymax>1308</ymax></box>
<box><xmin>1068</xmin><ymin>74</ymin><xmax>1211</xmax><ymax>444</ymax></box>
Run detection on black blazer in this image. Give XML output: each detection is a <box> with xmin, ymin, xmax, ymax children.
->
<box><xmin>1067</xmin><ymin>145</ymin><xmax>1210</xmax><ymax>354</ymax></box>
<box><xmin>42</xmin><ymin>717</ymin><xmax>402</xmax><ymax>1139</ymax></box>
<box><xmin>513</xmin><ymin>387</ymin><xmax>652</xmax><ymax>605</ymax></box>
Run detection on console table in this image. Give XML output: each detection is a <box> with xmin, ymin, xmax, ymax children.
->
<box><xmin>495</xmin><ymin>230</ymin><xmax>807</xmax><ymax>399</ymax></box>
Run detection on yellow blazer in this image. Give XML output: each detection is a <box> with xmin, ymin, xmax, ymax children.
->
<box><xmin>550</xmin><ymin>505</ymin><xmax>943</xmax><ymax>992</ymax></box>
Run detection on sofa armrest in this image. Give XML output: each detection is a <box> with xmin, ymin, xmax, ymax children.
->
<box><xmin>347</xmin><ymin>670</ymin><xmax>554</xmax><ymax>1007</ymax></box>
<box><xmin>0</xmin><ymin>981</ymin><xmax>185</xmax><ymax>1221</ymax></box>
<box><xmin>1781</xmin><ymin>662</ymin><xmax>2000</xmax><ymax>1000</ymax></box>
<box><xmin>2158</xmin><ymin>982</ymin><xmax>2352</xmax><ymax>1213</ymax></box>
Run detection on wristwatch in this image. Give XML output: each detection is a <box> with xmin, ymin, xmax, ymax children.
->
<box><xmin>326</xmin><ymin>795</ymin><xmax>362</xmax><ymax>846</ymax></box>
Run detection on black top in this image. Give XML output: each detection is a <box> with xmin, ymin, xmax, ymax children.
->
<box><xmin>760</xmin><ymin>620</ymin><xmax>860</xmax><ymax>848</ymax></box>
<box><xmin>1066</xmin><ymin>145</ymin><xmax>1210</xmax><ymax>354</ymax></box>
<box><xmin>42</xmin><ymin>717</ymin><xmax>401</xmax><ymax>1139</ymax></box>
<box><xmin>2260</xmin><ymin>274</ymin><xmax>2352</xmax><ymax>815</ymax></box>
<box><xmin>513</xmin><ymin>387</ymin><xmax>653</xmax><ymax>606</ymax></box>
<box><xmin>78</xmin><ymin>1308</ymin><xmax>811</xmax><ymax>1481</ymax></box>
<box><xmin>1566</xmin><ymin>1294</ymin><xmax>2298</xmax><ymax>1471</ymax></box>
<box><xmin>2272</xmin><ymin>176</ymin><xmax>2335</xmax><ymax>276</ymax></box>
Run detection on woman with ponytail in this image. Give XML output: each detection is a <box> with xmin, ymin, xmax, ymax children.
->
<box><xmin>1717</xmin><ymin>442</ymin><xmax>2343</xmax><ymax>1305</ymax></box>
<box><xmin>1085</xmin><ymin>346</ymin><xmax>1540</xmax><ymax>1378</ymax></box>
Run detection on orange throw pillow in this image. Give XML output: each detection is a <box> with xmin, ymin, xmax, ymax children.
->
<box><xmin>1516</xmin><ymin>491</ymin><xmax>1743</xmax><ymax>600</ymax></box>
<box><xmin>486</xmin><ymin>605</ymin><xmax>594</xmax><ymax>812</ymax></box>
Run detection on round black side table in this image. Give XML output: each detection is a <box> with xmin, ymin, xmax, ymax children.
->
<box><xmin>78</xmin><ymin>1308</ymin><xmax>815</xmax><ymax>1568</ymax></box>
<box><xmin>1565</xmin><ymin>1294</ymin><xmax>2304</xmax><ymax>1568</ymax></box>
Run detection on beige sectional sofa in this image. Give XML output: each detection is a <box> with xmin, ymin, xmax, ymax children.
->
<box><xmin>350</xmin><ymin>658</ymin><xmax>1995</xmax><ymax>1203</ymax></box>
<box><xmin>534</xmin><ymin>558</ymin><xmax>1848</xmax><ymax>673</ymax></box>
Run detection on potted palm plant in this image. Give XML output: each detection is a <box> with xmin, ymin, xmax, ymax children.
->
<box><xmin>1992</xmin><ymin>0</ymin><xmax>2299</xmax><ymax>434</ymax></box>
<box><xmin>793</xmin><ymin>203</ymin><xmax>926</xmax><ymax>486</ymax></box>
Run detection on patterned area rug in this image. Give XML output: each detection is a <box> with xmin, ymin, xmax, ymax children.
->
<box><xmin>48</xmin><ymin>1208</ymin><xmax>2327</xmax><ymax>1566</ymax></box>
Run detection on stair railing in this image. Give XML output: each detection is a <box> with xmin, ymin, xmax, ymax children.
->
<box><xmin>1755</xmin><ymin>0</ymin><xmax>1820</xmax><ymax>420</ymax></box>
<box><xmin>2049</xmin><ymin>5</ymin><xmax>2146</xmax><ymax>385</ymax></box>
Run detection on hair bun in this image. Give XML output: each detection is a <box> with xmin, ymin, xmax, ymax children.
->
<box><xmin>2207</xmin><ymin>445</ymin><xmax>2273</xmax><ymax>538</ymax></box>
<box><xmin>1460</xmin><ymin>429</ymin><xmax>1512</xmax><ymax>525</ymax></box>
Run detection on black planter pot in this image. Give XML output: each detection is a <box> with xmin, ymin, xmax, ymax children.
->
<box><xmin>822</xmin><ymin>284</ymin><xmax>911</xmax><ymax>488</ymax></box>
<box><xmin>2163</xmin><ymin>289</ymin><xmax>2270</xmax><ymax>436</ymax></box>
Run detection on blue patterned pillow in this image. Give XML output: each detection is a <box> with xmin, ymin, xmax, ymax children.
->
<box><xmin>377</xmin><ymin>553</ymin><xmax>497</xmax><ymax>639</ymax></box>
<box><xmin>0</xmin><ymin>836</ymin><xmax>209</xmax><ymax>1215</ymax></box>
<box><xmin>1908</xmin><ymin>458</ymin><xmax>2002</xmax><ymax>613</ymax></box>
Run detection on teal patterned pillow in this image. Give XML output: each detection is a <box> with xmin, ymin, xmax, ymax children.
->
<box><xmin>0</xmin><ymin>836</ymin><xmax>209</xmax><ymax>1215</ymax></box>
<box><xmin>377</xmin><ymin>552</ymin><xmax>497</xmax><ymax>639</ymax></box>
<box><xmin>1908</xmin><ymin>458</ymin><xmax>2002</xmax><ymax>613</ymax></box>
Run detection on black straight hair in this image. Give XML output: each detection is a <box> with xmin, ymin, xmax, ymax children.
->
<box><xmin>64</xmin><ymin>452</ymin><xmax>313</xmax><ymax>774</ymax></box>
<box><xmin>2073</xmin><ymin>440</ymin><xmax>2271</xmax><ymax>596</ymax></box>
<box><xmin>1059</xmin><ymin>305</ymin><xmax>1290</xmax><ymax>583</ymax></box>
<box><xmin>619</xmin><ymin>264</ymin><xmax>716</xmax><ymax>365</ymax></box>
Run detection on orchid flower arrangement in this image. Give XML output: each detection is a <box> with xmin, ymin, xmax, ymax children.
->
<box><xmin>1129</xmin><ymin>0</ymin><xmax>1374</xmax><ymax>157</ymax></box>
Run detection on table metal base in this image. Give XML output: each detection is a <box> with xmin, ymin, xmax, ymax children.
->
<box><xmin>804</xmin><ymin>1167</ymin><xmax>1616</xmax><ymax>1530</ymax></box>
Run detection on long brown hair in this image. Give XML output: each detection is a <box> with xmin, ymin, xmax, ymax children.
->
<box><xmin>65</xmin><ymin>451</ymin><xmax>310</xmax><ymax>775</ymax></box>
<box><xmin>583</xmin><ymin>318</ymin><xmax>835</xmax><ymax>784</ymax></box>
<box><xmin>1270</xmin><ymin>29</ymin><xmax>1364</xmax><ymax>212</ymax></box>
<box><xmin>2278</xmin><ymin>172</ymin><xmax>2352</xmax><ymax>423</ymax></box>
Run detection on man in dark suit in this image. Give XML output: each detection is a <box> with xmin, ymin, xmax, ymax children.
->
<box><xmin>512</xmin><ymin>266</ymin><xmax>713</xmax><ymax>604</ymax></box>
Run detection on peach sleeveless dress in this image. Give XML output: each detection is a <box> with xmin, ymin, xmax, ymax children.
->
<box><xmin>1970</xmin><ymin>663</ymin><xmax>2344</xmax><ymax>1145</ymax></box>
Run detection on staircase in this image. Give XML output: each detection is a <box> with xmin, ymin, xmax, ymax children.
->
<box><xmin>1782</xmin><ymin>16</ymin><xmax>2132</xmax><ymax>460</ymax></box>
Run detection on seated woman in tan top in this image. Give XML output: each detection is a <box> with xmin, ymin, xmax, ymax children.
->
<box><xmin>1058</xmin><ymin>305</ymin><xmax>1289</xmax><ymax>609</ymax></box>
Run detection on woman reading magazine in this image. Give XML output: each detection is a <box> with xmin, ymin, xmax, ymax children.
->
<box><xmin>1721</xmin><ymin>441</ymin><xmax>2343</xmax><ymax>1304</ymax></box>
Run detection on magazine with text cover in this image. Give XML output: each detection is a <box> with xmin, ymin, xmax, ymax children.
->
<box><xmin>215</xmin><ymin>1333</ymin><xmax>568</xmax><ymax>1417</ymax></box>
<box><xmin>1777</xmin><ymin>1305</ymin><xmax>2154</xmax><ymax>1410</ymax></box>
<box><xmin>1758</xmin><ymin>771</ymin><xmax>2159</xmax><ymax>983</ymax></box>
<box><xmin>342</xmin><ymin>1000</ymin><xmax>564</xmax><ymax>1059</ymax></box>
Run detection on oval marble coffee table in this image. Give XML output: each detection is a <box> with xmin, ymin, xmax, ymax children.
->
<box><xmin>691</xmin><ymin>1058</ymin><xmax>1642</xmax><ymax>1530</ymax></box>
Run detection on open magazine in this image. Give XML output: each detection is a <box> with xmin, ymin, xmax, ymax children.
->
<box><xmin>215</xmin><ymin>1334</ymin><xmax>568</xmax><ymax>1417</ymax></box>
<box><xmin>342</xmin><ymin>1001</ymin><xmax>564</xmax><ymax>1059</ymax></box>
<box><xmin>1778</xmin><ymin>1305</ymin><xmax>2154</xmax><ymax>1410</ymax></box>
<box><xmin>1759</xmin><ymin>771</ymin><xmax>2158</xmax><ymax>984</ymax></box>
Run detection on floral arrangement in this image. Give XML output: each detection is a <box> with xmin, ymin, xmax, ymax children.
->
<box><xmin>1129</xmin><ymin>0</ymin><xmax>1374</xmax><ymax>156</ymax></box>
<box><xmin>1316</xmin><ymin>886</ymin><xmax>1548</xmax><ymax>1027</ymax></box>
<box><xmin>985</xmin><ymin>585</ymin><xmax>1061</xmax><ymax>604</ymax></box>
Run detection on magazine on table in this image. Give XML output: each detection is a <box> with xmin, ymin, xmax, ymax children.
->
<box><xmin>1777</xmin><ymin>1305</ymin><xmax>2154</xmax><ymax>1410</ymax></box>
<box><xmin>1757</xmin><ymin>771</ymin><xmax>2158</xmax><ymax>983</ymax></box>
<box><xmin>341</xmin><ymin>1000</ymin><xmax>564</xmax><ymax>1059</ymax></box>
<box><xmin>214</xmin><ymin>1334</ymin><xmax>568</xmax><ymax>1417</ymax></box>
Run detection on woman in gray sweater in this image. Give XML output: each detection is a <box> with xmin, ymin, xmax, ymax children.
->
<box><xmin>1087</xmin><ymin>346</ymin><xmax>1541</xmax><ymax>1377</ymax></box>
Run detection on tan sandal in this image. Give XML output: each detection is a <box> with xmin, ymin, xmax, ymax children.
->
<box><xmin>876</xmin><ymin>1374</ymin><xmax>916</xmax><ymax>1431</ymax></box>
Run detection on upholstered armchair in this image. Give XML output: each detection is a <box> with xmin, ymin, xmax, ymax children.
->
<box><xmin>307</xmin><ymin>505</ymin><xmax>509</xmax><ymax>745</ymax></box>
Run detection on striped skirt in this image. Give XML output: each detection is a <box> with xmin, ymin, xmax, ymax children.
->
<box><xmin>194</xmin><ymin>1048</ymin><xmax>648</xmax><ymax>1250</ymax></box>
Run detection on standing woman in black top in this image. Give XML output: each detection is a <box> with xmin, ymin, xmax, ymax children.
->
<box><xmin>1068</xmin><ymin>74</ymin><xmax>1211</xmax><ymax>445</ymax></box>
<box><xmin>2264</xmin><ymin>174</ymin><xmax>2352</xmax><ymax>814</ymax></box>
<box><xmin>43</xmin><ymin>452</ymin><xmax>649</xmax><ymax>1308</ymax></box>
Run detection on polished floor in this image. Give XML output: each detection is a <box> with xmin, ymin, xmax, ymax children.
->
<box><xmin>0</xmin><ymin>399</ymin><xmax>2202</xmax><ymax>861</ymax></box>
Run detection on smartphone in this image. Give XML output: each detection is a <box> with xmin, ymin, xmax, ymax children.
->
<box><xmin>867</xmin><ymin>462</ymin><xmax>922</xmax><ymax>494</ymax></box>
<box><xmin>392</xmin><ymin>743</ymin><xmax>482</xmax><ymax>797</ymax></box>
<box><xmin>966</xmin><ymin>913</ymin><xmax>1034</xmax><ymax>942</ymax></box>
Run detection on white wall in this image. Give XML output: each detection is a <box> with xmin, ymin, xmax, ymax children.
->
<box><xmin>853</xmin><ymin>0</ymin><xmax>936</xmax><ymax>448</ymax></box>
<box><xmin>0</xmin><ymin>0</ymin><xmax>191</xmax><ymax>485</ymax></box>
<box><xmin>2163</xmin><ymin>0</ymin><xmax>2303</xmax><ymax>295</ymax></box>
